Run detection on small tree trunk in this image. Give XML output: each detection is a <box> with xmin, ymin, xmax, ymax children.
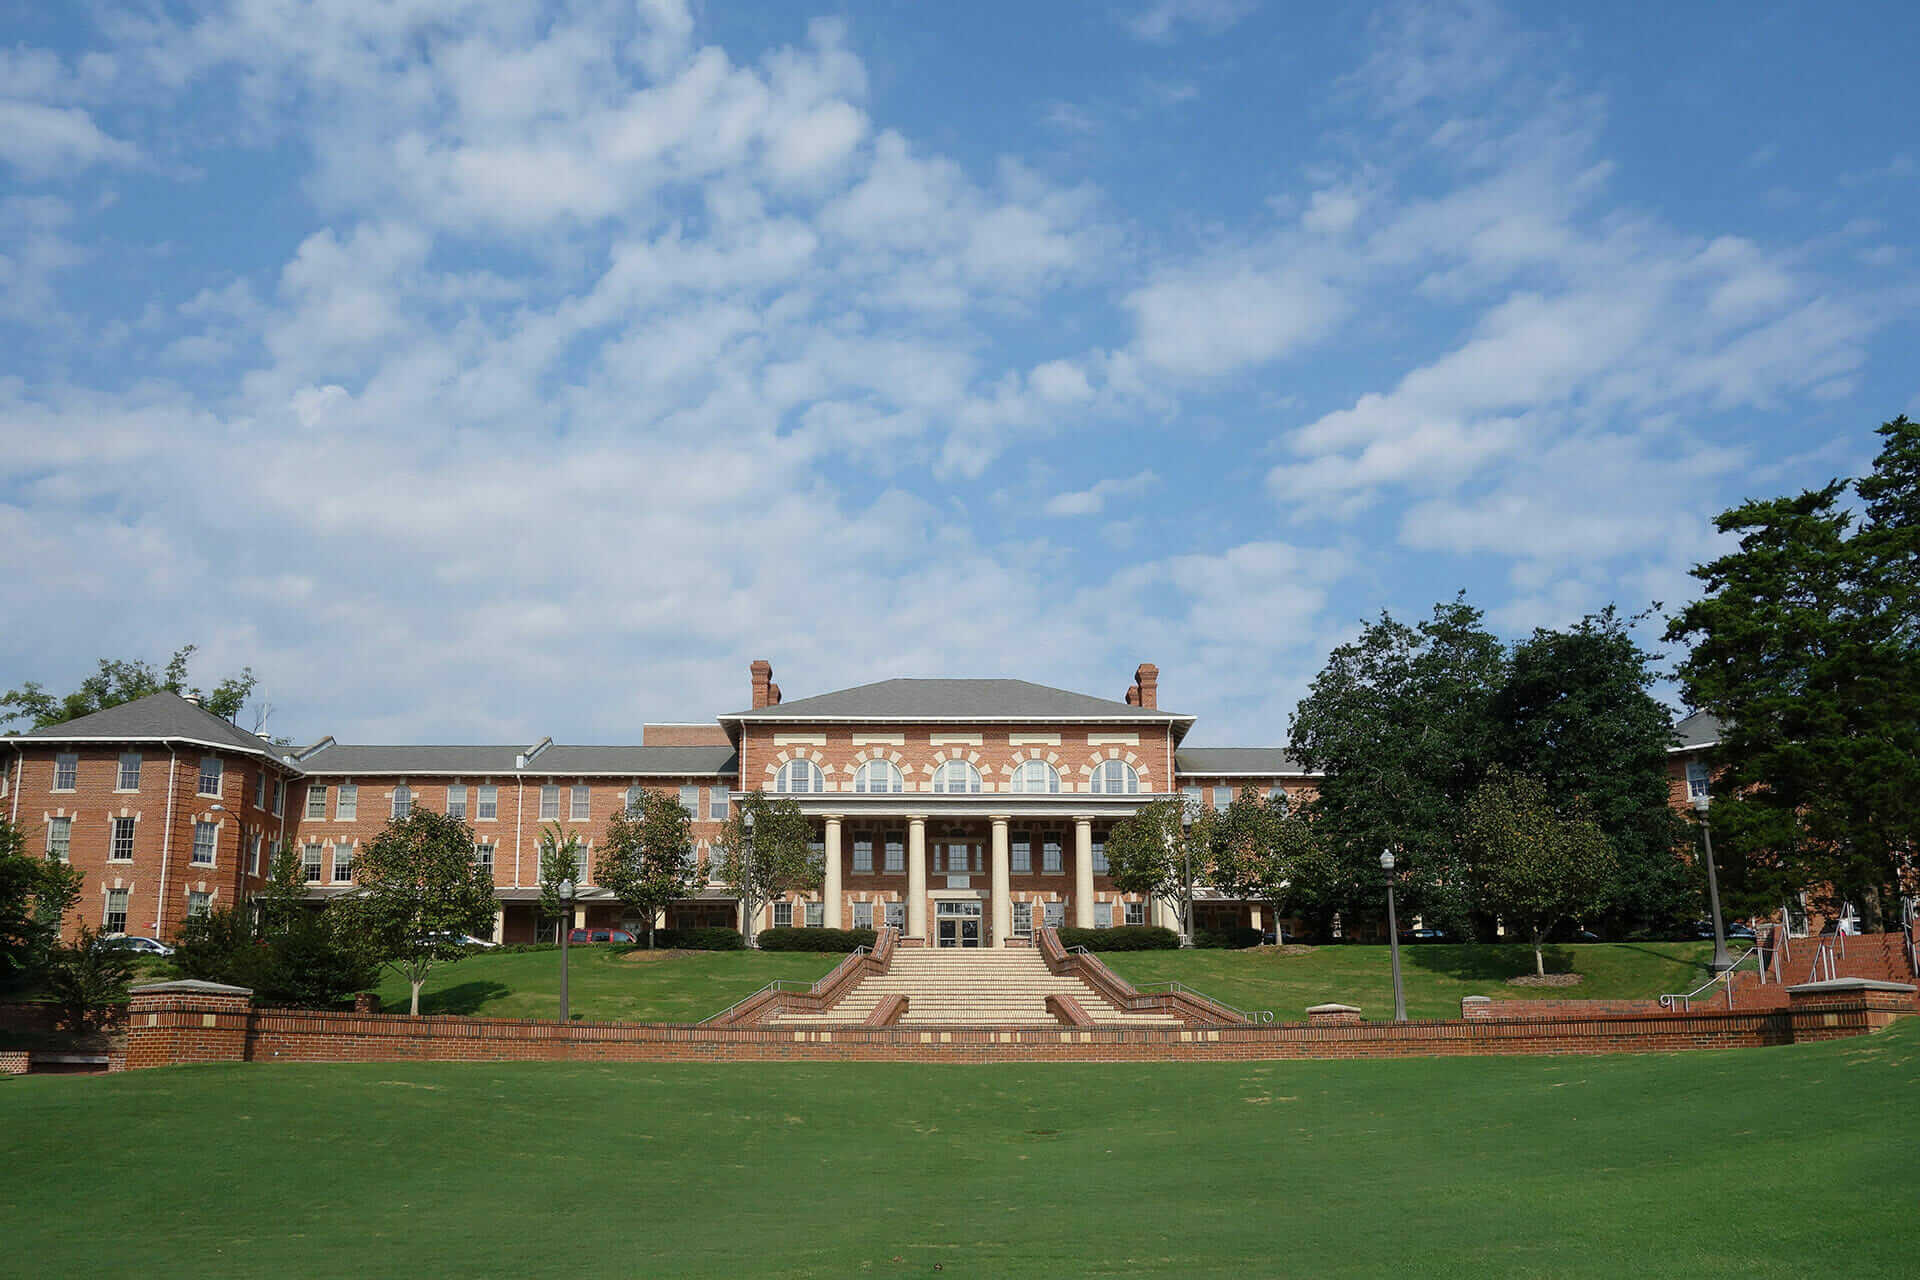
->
<box><xmin>1534</xmin><ymin>934</ymin><xmax>1546</xmax><ymax>978</ymax></box>
<box><xmin>647</xmin><ymin>922</ymin><xmax>656</xmax><ymax>950</ymax></box>
<box><xmin>410</xmin><ymin>978</ymin><xmax>423</xmax><ymax>1016</ymax></box>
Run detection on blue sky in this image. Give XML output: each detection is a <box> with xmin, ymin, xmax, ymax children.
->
<box><xmin>2</xmin><ymin>0</ymin><xmax>1915</xmax><ymax>747</ymax></box>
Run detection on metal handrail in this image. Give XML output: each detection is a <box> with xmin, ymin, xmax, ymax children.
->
<box><xmin>1065</xmin><ymin>944</ymin><xmax>1275</xmax><ymax>1024</ymax></box>
<box><xmin>705</xmin><ymin>944</ymin><xmax>873</xmax><ymax>1025</ymax></box>
<box><xmin>1659</xmin><ymin>944</ymin><xmax>1761</xmax><ymax>1012</ymax></box>
<box><xmin>1804</xmin><ymin>940</ymin><xmax>1839</xmax><ymax>985</ymax></box>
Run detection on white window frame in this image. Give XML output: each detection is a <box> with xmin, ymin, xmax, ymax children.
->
<box><xmin>804</xmin><ymin>902</ymin><xmax>824</xmax><ymax>928</ymax></box>
<box><xmin>883</xmin><ymin>901</ymin><xmax>906</xmax><ymax>932</ymax></box>
<box><xmin>1092</xmin><ymin>838</ymin><xmax>1108</xmax><ymax>875</ymax></box>
<box><xmin>336</xmin><ymin>784</ymin><xmax>358</xmax><ymax>821</ymax></box>
<box><xmin>476</xmin><ymin>784</ymin><xmax>496</xmax><ymax>821</ymax></box>
<box><xmin>103</xmin><ymin>888</ymin><xmax>129</xmax><ymax>934</ymax></box>
<box><xmin>1011</xmin><ymin>903</ymin><xmax>1033</xmax><ymax>938</ymax></box>
<box><xmin>54</xmin><ymin>752</ymin><xmax>78</xmax><ymax>791</ymax></box>
<box><xmin>117</xmin><ymin>752</ymin><xmax>142</xmax><ymax>792</ymax></box>
<box><xmin>775</xmin><ymin>760</ymin><xmax>823</xmax><ymax>794</ymax></box>
<box><xmin>1095</xmin><ymin>902</ymin><xmax>1114</xmax><ymax>928</ymax></box>
<box><xmin>851</xmin><ymin>901</ymin><xmax>874</xmax><ymax>929</ymax></box>
<box><xmin>247</xmin><ymin>833</ymin><xmax>263</xmax><ymax>876</ymax></box>
<box><xmin>572</xmin><ymin>785</ymin><xmax>592</xmax><ymax>822</ymax></box>
<box><xmin>332</xmin><ymin>844</ymin><xmax>353</xmax><ymax>883</ymax></box>
<box><xmin>272</xmin><ymin>777</ymin><xmax>284</xmax><ymax>816</ymax></box>
<box><xmin>1011</xmin><ymin>837</ymin><xmax>1032</xmax><ymax>874</ymax></box>
<box><xmin>708</xmin><ymin>789</ymin><xmax>728</xmax><ymax>820</ymax></box>
<box><xmin>187</xmin><ymin>890</ymin><xmax>212</xmax><ymax>919</ymax></box>
<box><xmin>46</xmin><ymin>817</ymin><xmax>72</xmax><ymax>862</ymax></box>
<box><xmin>191</xmin><ymin>821</ymin><xmax>217</xmax><ymax>866</ymax></box>
<box><xmin>852</xmin><ymin>837</ymin><xmax>873</xmax><ymax>874</ymax></box>
<box><xmin>255</xmin><ymin>770</ymin><xmax>268</xmax><ymax>808</ymax></box>
<box><xmin>198</xmin><ymin>756</ymin><xmax>223</xmax><ymax>797</ymax></box>
<box><xmin>884</xmin><ymin>834</ymin><xmax>904</xmax><ymax>874</ymax></box>
<box><xmin>1686</xmin><ymin>760</ymin><xmax>1711</xmax><ymax>800</ymax></box>
<box><xmin>1042</xmin><ymin>836</ymin><xmax>1063</xmax><ymax>875</ymax></box>
<box><xmin>109</xmin><ymin>816</ymin><xmax>135</xmax><ymax>861</ymax></box>
<box><xmin>678</xmin><ymin>785</ymin><xmax>699</xmax><ymax>816</ymax></box>
<box><xmin>390</xmin><ymin>785</ymin><xmax>412</xmax><ymax>820</ymax></box>
<box><xmin>472</xmin><ymin>842</ymin><xmax>494</xmax><ymax>873</ymax></box>
<box><xmin>1043</xmin><ymin>901</ymin><xmax>1066</xmax><ymax>929</ymax></box>
<box><xmin>302</xmin><ymin>843</ymin><xmax>324</xmax><ymax>883</ymax></box>
<box><xmin>306</xmin><ymin>783</ymin><xmax>328</xmax><ymax>820</ymax></box>
<box><xmin>446</xmin><ymin>784</ymin><xmax>468</xmax><ymax>821</ymax></box>
<box><xmin>772</xmin><ymin>902</ymin><xmax>793</xmax><ymax>928</ymax></box>
<box><xmin>854</xmin><ymin>760</ymin><xmax>904</xmax><ymax>794</ymax></box>
<box><xmin>932</xmin><ymin>760</ymin><xmax>982</xmax><ymax>794</ymax></box>
<box><xmin>1124</xmin><ymin>901</ymin><xmax>1146</xmax><ymax>926</ymax></box>
<box><xmin>1213</xmin><ymin>786</ymin><xmax>1233</xmax><ymax>813</ymax></box>
<box><xmin>539</xmin><ymin>784</ymin><xmax>561</xmax><ymax>821</ymax></box>
<box><xmin>1010</xmin><ymin>760</ymin><xmax>1060</xmax><ymax>794</ymax></box>
<box><xmin>1092</xmin><ymin>759</ymin><xmax>1139</xmax><ymax>795</ymax></box>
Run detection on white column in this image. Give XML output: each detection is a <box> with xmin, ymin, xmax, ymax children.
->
<box><xmin>990</xmin><ymin>816</ymin><xmax>1011</xmax><ymax>947</ymax></box>
<box><xmin>1073</xmin><ymin>817</ymin><xmax>1096</xmax><ymax>929</ymax></box>
<box><xmin>492</xmin><ymin>906</ymin><xmax>505</xmax><ymax>944</ymax></box>
<box><xmin>907</xmin><ymin>816</ymin><xmax>927</xmax><ymax>940</ymax></box>
<box><xmin>1151</xmin><ymin>896</ymin><xmax>1176</xmax><ymax>931</ymax></box>
<box><xmin>823</xmin><ymin>815</ymin><xmax>844</xmax><ymax>929</ymax></box>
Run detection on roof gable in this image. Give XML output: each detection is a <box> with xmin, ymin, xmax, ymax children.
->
<box><xmin>13</xmin><ymin>690</ymin><xmax>285</xmax><ymax>759</ymax></box>
<box><xmin>724</xmin><ymin>677</ymin><xmax>1188</xmax><ymax>721</ymax></box>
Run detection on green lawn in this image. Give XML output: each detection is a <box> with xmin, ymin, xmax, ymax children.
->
<box><xmin>1105</xmin><ymin>941</ymin><xmax>1718</xmax><ymax>1020</ymax></box>
<box><xmin>3</xmin><ymin>1021</ymin><xmax>1915</xmax><ymax>1278</ymax></box>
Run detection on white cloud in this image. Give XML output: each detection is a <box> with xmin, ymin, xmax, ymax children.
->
<box><xmin>1044</xmin><ymin>470</ymin><xmax>1157</xmax><ymax>516</ymax></box>
<box><xmin>1125</xmin><ymin>260</ymin><xmax>1345</xmax><ymax>377</ymax></box>
<box><xmin>1124</xmin><ymin>0</ymin><xmax>1259</xmax><ymax>43</ymax></box>
<box><xmin>0</xmin><ymin>101</ymin><xmax>138</xmax><ymax>177</ymax></box>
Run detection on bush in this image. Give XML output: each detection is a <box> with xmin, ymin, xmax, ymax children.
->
<box><xmin>1055</xmin><ymin>925</ymin><xmax>1181</xmax><ymax>951</ymax></box>
<box><xmin>1194</xmin><ymin>926</ymin><xmax>1265</xmax><ymax>950</ymax></box>
<box><xmin>255</xmin><ymin>916</ymin><xmax>381</xmax><ymax>1009</ymax></box>
<box><xmin>754</xmin><ymin>926</ymin><xmax>877</xmax><ymax>952</ymax></box>
<box><xmin>42</xmin><ymin>927</ymin><xmax>134</xmax><ymax>1031</ymax></box>
<box><xmin>171</xmin><ymin>908</ymin><xmax>272</xmax><ymax>988</ymax></box>
<box><xmin>649</xmin><ymin>927</ymin><xmax>746</xmax><ymax>951</ymax></box>
<box><xmin>492</xmin><ymin>942</ymin><xmax>560</xmax><ymax>954</ymax></box>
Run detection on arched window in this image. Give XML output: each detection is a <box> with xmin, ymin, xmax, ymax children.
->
<box><xmin>775</xmin><ymin>759</ymin><xmax>824</xmax><ymax>793</ymax></box>
<box><xmin>1010</xmin><ymin>760</ymin><xmax>1059</xmax><ymax>794</ymax></box>
<box><xmin>931</xmin><ymin>759</ymin><xmax>982</xmax><ymax>794</ymax></box>
<box><xmin>854</xmin><ymin>760</ymin><xmax>904</xmax><ymax>794</ymax></box>
<box><xmin>1090</xmin><ymin>759</ymin><xmax>1139</xmax><ymax>795</ymax></box>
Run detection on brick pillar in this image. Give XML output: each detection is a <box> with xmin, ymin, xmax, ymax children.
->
<box><xmin>907</xmin><ymin>817</ymin><xmax>927</xmax><ymax>941</ymax></box>
<box><xmin>1073</xmin><ymin>817</ymin><xmax>1095</xmax><ymax>929</ymax></box>
<box><xmin>125</xmin><ymin>980</ymin><xmax>254</xmax><ymax>1070</ymax></box>
<box><xmin>1307</xmin><ymin>1003</ymin><xmax>1363</xmax><ymax>1026</ymax></box>
<box><xmin>1786</xmin><ymin>978</ymin><xmax>1916</xmax><ymax>1042</ymax></box>
<box><xmin>823</xmin><ymin>815</ymin><xmax>844</xmax><ymax>929</ymax></box>
<box><xmin>1461</xmin><ymin>995</ymin><xmax>1494</xmax><ymax>1020</ymax></box>
<box><xmin>990</xmin><ymin>816</ymin><xmax>1011</xmax><ymax>947</ymax></box>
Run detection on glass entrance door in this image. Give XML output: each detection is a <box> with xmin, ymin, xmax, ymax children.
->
<box><xmin>935</xmin><ymin>900</ymin><xmax>983</xmax><ymax>948</ymax></box>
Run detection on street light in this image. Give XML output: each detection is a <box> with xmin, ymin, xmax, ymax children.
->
<box><xmin>1692</xmin><ymin>794</ymin><xmax>1733</xmax><ymax>974</ymax></box>
<box><xmin>1381</xmin><ymin>848</ymin><xmax>1407</xmax><ymax>1023</ymax></box>
<box><xmin>1178</xmin><ymin>803</ymin><xmax>1196</xmax><ymax>948</ymax></box>
<box><xmin>557</xmin><ymin>878</ymin><xmax>575</xmax><ymax>1022</ymax></box>
<box><xmin>740</xmin><ymin>808</ymin><xmax>757</xmax><ymax>947</ymax></box>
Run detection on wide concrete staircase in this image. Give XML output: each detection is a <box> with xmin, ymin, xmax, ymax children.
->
<box><xmin>768</xmin><ymin>946</ymin><xmax>1185</xmax><ymax>1028</ymax></box>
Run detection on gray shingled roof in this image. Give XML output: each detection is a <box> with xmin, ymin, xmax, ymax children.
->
<box><xmin>297</xmin><ymin>745</ymin><xmax>524</xmax><ymax>775</ymax></box>
<box><xmin>297</xmin><ymin>742</ymin><xmax>739</xmax><ymax>777</ymax></box>
<box><xmin>1175</xmin><ymin>747</ymin><xmax>1314</xmax><ymax>776</ymax></box>
<box><xmin>530</xmin><ymin>745</ymin><xmax>738</xmax><ymax>776</ymax></box>
<box><xmin>725</xmin><ymin>678</ymin><xmax>1188</xmax><ymax>721</ymax></box>
<box><xmin>14</xmin><ymin>691</ymin><xmax>287</xmax><ymax>758</ymax></box>
<box><xmin>1671</xmin><ymin>711</ymin><xmax>1724</xmax><ymax>751</ymax></box>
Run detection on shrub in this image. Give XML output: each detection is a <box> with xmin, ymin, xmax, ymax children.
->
<box><xmin>754</xmin><ymin>926</ymin><xmax>877</xmax><ymax>952</ymax></box>
<box><xmin>1194</xmin><ymin>926</ymin><xmax>1265</xmax><ymax>950</ymax></box>
<box><xmin>650</xmin><ymin>927</ymin><xmax>746</xmax><ymax>951</ymax></box>
<box><xmin>42</xmin><ymin>927</ymin><xmax>134</xmax><ymax>1031</ymax></box>
<box><xmin>492</xmin><ymin>942</ymin><xmax>560</xmax><ymax>954</ymax></box>
<box><xmin>255</xmin><ymin>916</ymin><xmax>381</xmax><ymax>1009</ymax></box>
<box><xmin>1055</xmin><ymin>925</ymin><xmax>1181</xmax><ymax>952</ymax></box>
<box><xmin>171</xmin><ymin>908</ymin><xmax>272</xmax><ymax>988</ymax></box>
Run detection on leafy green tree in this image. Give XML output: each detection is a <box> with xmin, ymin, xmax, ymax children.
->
<box><xmin>1</xmin><ymin>644</ymin><xmax>258</xmax><ymax>730</ymax></box>
<box><xmin>329</xmin><ymin>808</ymin><xmax>496</xmax><ymax>1015</ymax></box>
<box><xmin>712</xmin><ymin>792</ymin><xmax>818</xmax><ymax>947</ymax></box>
<box><xmin>536</xmin><ymin>824</ymin><xmax>583</xmax><ymax>942</ymax></box>
<box><xmin>1499</xmin><ymin>608</ymin><xmax>1695</xmax><ymax>938</ymax></box>
<box><xmin>1205</xmin><ymin>789</ymin><xmax>1333</xmax><ymax>937</ymax></box>
<box><xmin>1289</xmin><ymin>596</ymin><xmax>1510</xmax><ymax>934</ymax></box>
<box><xmin>255</xmin><ymin>915</ymin><xmax>380</xmax><ymax>1009</ymax></box>
<box><xmin>1103</xmin><ymin>796</ymin><xmax>1216</xmax><ymax>944</ymax></box>
<box><xmin>1462</xmin><ymin>769</ymin><xmax>1618</xmax><ymax>976</ymax></box>
<box><xmin>0</xmin><ymin>819</ymin><xmax>83</xmax><ymax>992</ymax></box>
<box><xmin>1666</xmin><ymin>416</ymin><xmax>1920</xmax><ymax>929</ymax></box>
<box><xmin>42</xmin><ymin>926</ymin><xmax>134</xmax><ymax>1032</ymax></box>
<box><xmin>171</xmin><ymin>907</ymin><xmax>271</xmax><ymax>988</ymax></box>
<box><xmin>257</xmin><ymin>839</ymin><xmax>310</xmax><ymax>936</ymax></box>
<box><xmin>599</xmin><ymin>790</ymin><xmax>699</xmax><ymax>948</ymax></box>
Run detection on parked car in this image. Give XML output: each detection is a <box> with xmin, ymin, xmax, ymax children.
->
<box><xmin>421</xmin><ymin>931</ymin><xmax>498</xmax><ymax>949</ymax></box>
<box><xmin>568</xmin><ymin>928</ymin><xmax>636</xmax><ymax>944</ymax></box>
<box><xmin>1690</xmin><ymin>920</ymin><xmax>1757</xmax><ymax>941</ymax></box>
<box><xmin>1402</xmin><ymin>928</ymin><xmax>1451</xmax><ymax>943</ymax></box>
<box><xmin>102</xmin><ymin>934</ymin><xmax>174</xmax><ymax>956</ymax></box>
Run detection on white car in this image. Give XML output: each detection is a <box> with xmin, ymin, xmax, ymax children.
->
<box><xmin>104</xmin><ymin>935</ymin><xmax>175</xmax><ymax>956</ymax></box>
<box><xmin>420</xmin><ymin>931</ymin><xmax>499</xmax><ymax>949</ymax></box>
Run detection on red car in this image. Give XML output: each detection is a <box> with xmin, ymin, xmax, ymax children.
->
<box><xmin>568</xmin><ymin>928</ymin><xmax>636</xmax><ymax>944</ymax></box>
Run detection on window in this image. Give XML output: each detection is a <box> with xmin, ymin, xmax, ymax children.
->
<box><xmin>198</xmin><ymin>756</ymin><xmax>223</xmax><ymax>796</ymax></box>
<box><xmin>110</xmin><ymin>817</ymin><xmax>135</xmax><ymax>861</ymax></box>
<box><xmin>570</xmin><ymin>785</ymin><xmax>590</xmax><ymax>821</ymax></box>
<box><xmin>306</xmin><ymin>783</ymin><xmax>328</xmax><ymax>819</ymax></box>
<box><xmin>476</xmin><ymin>785</ymin><xmax>496</xmax><ymax>820</ymax></box>
<box><xmin>247</xmin><ymin>833</ymin><xmax>262</xmax><ymax>876</ymax></box>
<box><xmin>575</xmin><ymin>846</ymin><xmax>591</xmax><ymax>884</ymax></box>
<box><xmin>539</xmin><ymin>784</ymin><xmax>560</xmax><ymax>820</ymax></box>
<box><xmin>272</xmin><ymin>777</ymin><xmax>284</xmax><ymax>816</ymax></box>
<box><xmin>1267</xmin><ymin>786</ymin><xmax>1288</xmax><ymax>814</ymax></box>
<box><xmin>1011</xmin><ymin>837</ymin><xmax>1032</xmax><ymax>874</ymax></box>
<box><xmin>707</xmin><ymin>849</ymin><xmax>726</xmax><ymax>883</ymax></box>
<box><xmin>1091</xmin><ymin>759</ymin><xmax>1139</xmax><ymax>795</ymax></box>
<box><xmin>1011</xmin><ymin>760</ymin><xmax>1059</xmax><ymax>793</ymax></box>
<box><xmin>1011</xmin><ymin>903</ymin><xmax>1033</xmax><ymax>938</ymax></box>
<box><xmin>775</xmin><ymin>760</ymin><xmax>823</xmax><ymax>793</ymax></box>
<box><xmin>932</xmin><ymin>760</ymin><xmax>981</xmax><ymax>794</ymax></box>
<box><xmin>391</xmin><ymin>785</ymin><xmax>412</xmax><ymax>820</ymax></box>
<box><xmin>332</xmin><ymin>844</ymin><xmax>353</xmax><ymax>882</ymax></box>
<box><xmin>191</xmin><ymin>821</ymin><xmax>217</xmax><ymax>866</ymax></box>
<box><xmin>678</xmin><ymin>785</ymin><xmax>699</xmax><ymax>816</ymax></box>
<box><xmin>302</xmin><ymin>844</ymin><xmax>323</xmax><ymax>882</ymax></box>
<box><xmin>472</xmin><ymin>843</ymin><xmax>494</xmax><ymax>873</ymax></box>
<box><xmin>117</xmin><ymin>753</ymin><xmax>142</xmax><ymax>791</ymax></box>
<box><xmin>54</xmin><ymin>752</ymin><xmax>77</xmax><ymax>790</ymax></box>
<box><xmin>884</xmin><ymin>834</ymin><xmax>904</xmax><ymax>873</ymax></box>
<box><xmin>336</xmin><ymin>784</ymin><xmax>358</xmax><ymax>821</ymax></box>
<box><xmin>104</xmin><ymin>888</ymin><xmax>128</xmax><ymax>934</ymax></box>
<box><xmin>804</xmin><ymin>902</ymin><xmax>824</xmax><ymax>928</ymax></box>
<box><xmin>188</xmin><ymin>891</ymin><xmax>212</xmax><ymax>919</ymax></box>
<box><xmin>1043</xmin><ymin>902</ymin><xmax>1066</xmax><ymax>929</ymax></box>
<box><xmin>708</xmin><ymin>789</ymin><xmax>728</xmax><ymax>820</ymax></box>
<box><xmin>773</xmin><ymin>902</ymin><xmax>793</xmax><ymax>928</ymax></box>
<box><xmin>446</xmin><ymin>784</ymin><xmax>467</xmax><ymax>821</ymax></box>
<box><xmin>1182</xmin><ymin>785</ymin><xmax>1203</xmax><ymax>810</ymax></box>
<box><xmin>1095</xmin><ymin>902</ymin><xmax>1114</xmax><ymax>928</ymax></box>
<box><xmin>852</xmin><ymin>901</ymin><xmax>873</xmax><ymax>929</ymax></box>
<box><xmin>1686</xmin><ymin>761</ymin><xmax>1711</xmax><ymax>800</ymax></box>
<box><xmin>623</xmin><ymin>785</ymin><xmax>643</xmax><ymax>813</ymax></box>
<box><xmin>1213</xmin><ymin>786</ymin><xmax>1233</xmax><ymax>814</ymax></box>
<box><xmin>46</xmin><ymin>817</ymin><xmax>71</xmax><ymax>862</ymax></box>
<box><xmin>854</xmin><ymin>760</ymin><xmax>904</xmax><ymax>793</ymax></box>
<box><xmin>255</xmin><ymin>770</ymin><xmax>268</xmax><ymax>808</ymax></box>
<box><xmin>1092</xmin><ymin>839</ymin><xmax>1108</xmax><ymax>874</ymax></box>
<box><xmin>1042</xmin><ymin>836</ymin><xmax>1062</xmax><ymax>875</ymax></box>
<box><xmin>883</xmin><ymin>901</ymin><xmax>905</xmax><ymax>932</ymax></box>
<box><xmin>945</xmin><ymin>844</ymin><xmax>978</xmax><ymax>874</ymax></box>
<box><xmin>853</xmin><ymin>838</ymin><xmax>873</xmax><ymax>874</ymax></box>
<box><xmin>1124</xmin><ymin>901</ymin><xmax>1146</xmax><ymax>926</ymax></box>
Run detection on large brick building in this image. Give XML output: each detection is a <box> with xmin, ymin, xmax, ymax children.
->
<box><xmin>7</xmin><ymin>660</ymin><xmax>1725</xmax><ymax>946</ymax></box>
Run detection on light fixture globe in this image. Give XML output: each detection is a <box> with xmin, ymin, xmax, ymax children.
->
<box><xmin>743</xmin><ymin>809</ymin><xmax>756</xmax><ymax>833</ymax></box>
<box><xmin>1379</xmin><ymin>848</ymin><xmax>1395</xmax><ymax>872</ymax></box>
<box><xmin>558</xmin><ymin>878</ymin><xmax>575</xmax><ymax>900</ymax></box>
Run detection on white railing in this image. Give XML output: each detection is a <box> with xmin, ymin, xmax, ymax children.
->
<box><xmin>1659</xmin><ymin>945</ymin><xmax>1762</xmax><ymax>1012</ymax></box>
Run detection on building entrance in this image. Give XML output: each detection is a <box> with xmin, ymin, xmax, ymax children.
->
<box><xmin>935</xmin><ymin>900</ymin><xmax>983</xmax><ymax>948</ymax></box>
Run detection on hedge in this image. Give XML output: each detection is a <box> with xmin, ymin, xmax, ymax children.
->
<box><xmin>1054</xmin><ymin>925</ymin><xmax>1181</xmax><ymax>951</ymax></box>
<box><xmin>1194</xmin><ymin>926</ymin><xmax>1265</xmax><ymax>950</ymax></box>
<box><xmin>648</xmin><ymin>927</ymin><xmax>746</xmax><ymax>951</ymax></box>
<box><xmin>754</xmin><ymin>927</ymin><xmax>877</xmax><ymax>952</ymax></box>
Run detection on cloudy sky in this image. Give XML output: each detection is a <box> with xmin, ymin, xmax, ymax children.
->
<box><xmin>2</xmin><ymin>0</ymin><xmax>1915</xmax><ymax>747</ymax></box>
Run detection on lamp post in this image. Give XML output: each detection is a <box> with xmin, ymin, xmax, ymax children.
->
<box><xmin>1178</xmin><ymin>802</ymin><xmax>1196</xmax><ymax>948</ymax></box>
<box><xmin>557</xmin><ymin>878</ymin><xmax>575</xmax><ymax>1021</ymax></box>
<box><xmin>1692</xmin><ymin>794</ymin><xmax>1733</xmax><ymax>974</ymax></box>
<box><xmin>740</xmin><ymin>809</ymin><xmax>757</xmax><ymax>947</ymax></box>
<box><xmin>1381</xmin><ymin>848</ymin><xmax>1407</xmax><ymax>1022</ymax></box>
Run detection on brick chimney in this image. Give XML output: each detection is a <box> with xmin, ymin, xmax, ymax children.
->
<box><xmin>1133</xmin><ymin>663</ymin><xmax>1158</xmax><ymax>710</ymax></box>
<box><xmin>1125</xmin><ymin>685</ymin><xmax>1141</xmax><ymax>706</ymax></box>
<box><xmin>750</xmin><ymin>660</ymin><xmax>773</xmax><ymax>709</ymax></box>
<box><xmin>767</xmin><ymin>682</ymin><xmax>782</xmax><ymax>706</ymax></box>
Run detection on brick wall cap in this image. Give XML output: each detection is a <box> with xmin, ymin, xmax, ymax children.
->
<box><xmin>1306</xmin><ymin>1002</ymin><xmax>1361</xmax><ymax>1014</ymax></box>
<box><xmin>131</xmin><ymin>979</ymin><xmax>255</xmax><ymax>997</ymax></box>
<box><xmin>1785</xmin><ymin>978</ymin><xmax>1916</xmax><ymax>995</ymax></box>
<box><xmin>1461</xmin><ymin>995</ymin><xmax>1493</xmax><ymax>1004</ymax></box>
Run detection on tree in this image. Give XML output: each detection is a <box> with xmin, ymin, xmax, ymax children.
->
<box><xmin>711</xmin><ymin>792</ymin><xmax>818</xmax><ymax>947</ymax></box>
<box><xmin>0</xmin><ymin>819</ymin><xmax>83</xmax><ymax>992</ymax></box>
<box><xmin>1666</xmin><ymin>416</ymin><xmax>1920</xmax><ymax>930</ymax></box>
<box><xmin>1463</xmin><ymin>769</ymin><xmax>1618</xmax><ymax>976</ymax></box>
<box><xmin>1102</xmin><ymin>796</ymin><xmax>1216</xmax><ymax>944</ymax></box>
<box><xmin>329</xmin><ymin>807</ymin><xmax>497</xmax><ymax>1015</ymax></box>
<box><xmin>257</xmin><ymin>839</ymin><xmax>310</xmax><ymax>936</ymax></box>
<box><xmin>42</xmin><ymin>926</ymin><xmax>134</xmax><ymax>1032</ymax></box>
<box><xmin>1499</xmin><ymin>608</ymin><xmax>1695</xmax><ymax>938</ymax></box>
<box><xmin>536</xmin><ymin>824</ymin><xmax>583</xmax><ymax>943</ymax></box>
<box><xmin>1</xmin><ymin>644</ymin><xmax>259</xmax><ymax>730</ymax></box>
<box><xmin>599</xmin><ymin>791</ymin><xmax>698</xmax><ymax>948</ymax></box>
<box><xmin>1289</xmin><ymin>596</ymin><xmax>1510</xmax><ymax>934</ymax></box>
<box><xmin>1206</xmin><ymin>789</ymin><xmax>1335</xmax><ymax>937</ymax></box>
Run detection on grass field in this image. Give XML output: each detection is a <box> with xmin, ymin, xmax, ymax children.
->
<box><xmin>2</xmin><ymin>1020</ymin><xmax>1914</xmax><ymax>1278</ymax></box>
<box><xmin>361</xmin><ymin>941</ymin><xmax>1713</xmax><ymax>1023</ymax></box>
